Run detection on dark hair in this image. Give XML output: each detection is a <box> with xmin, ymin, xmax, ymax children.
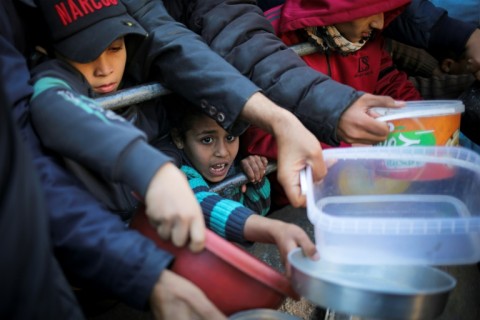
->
<box><xmin>430</xmin><ymin>46</ymin><xmax>466</xmax><ymax>63</ymax></box>
<box><xmin>165</xmin><ymin>94</ymin><xmax>206</xmax><ymax>141</ymax></box>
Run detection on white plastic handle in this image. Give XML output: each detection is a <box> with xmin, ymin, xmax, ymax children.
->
<box><xmin>300</xmin><ymin>167</ymin><xmax>308</xmax><ymax>196</ymax></box>
<box><xmin>301</xmin><ymin>166</ymin><xmax>316</xmax><ymax>224</ymax></box>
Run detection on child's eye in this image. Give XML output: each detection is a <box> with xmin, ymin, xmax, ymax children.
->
<box><xmin>201</xmin><ymin>137</ymin><xmax>213</xmax><ymax>144</ymax></box>
<box><xmin>109</xmin><ymin>38</ymin><xmax>125</xmax><ymax>52</ymax></box>
<box><xmin>109</xmin><ymin>46</ymin><xmax>123</xmax><ymax>52</ymax></box>
<box><xmin>226</xmin><ymin>135</ymin><xmax>237</xmax><ymax>142</ymax></box>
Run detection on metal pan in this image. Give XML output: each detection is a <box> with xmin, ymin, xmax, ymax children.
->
<box><xmin>288</xmin><ymin>248</ymin><xmax>456</xmax><ymax>320</ymax></box>
<box><xmin>229</xmin><ymin>309</ymin><xmax>301</xmax><ymax>320</ymax></box>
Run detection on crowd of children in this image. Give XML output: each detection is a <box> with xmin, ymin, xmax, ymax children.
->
<box><xmin>2</xmin><ymin>0</ymin><xmax>480</xmax><ymax>319</ymax></box>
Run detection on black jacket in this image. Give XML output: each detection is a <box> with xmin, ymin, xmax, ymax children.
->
<box><xmin>0</xmin><ymin>1</ymin><xmax>83</xmax><ymax>318</ymax></box>
<box><xmin>125</xmin><ymin>0</ymin><xmax>361</xmax><ymax>146</ymax></box>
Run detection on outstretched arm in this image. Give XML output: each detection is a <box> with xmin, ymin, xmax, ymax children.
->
<box><xmin>182</xmin><ymin>164</ymin><xmax>317</xmax><ymax>273</ymax></box>
<box><xmin>240</xmin><ymin>92</ymin><xmax>326</xmax><ymax>207</ymax></box>
<box><xmin>243</xmin><ymin>214</ymin><xmax>318</xmax><ymax>277</ymax></box>
<box><xmin>29</xmin><ymin>65</ymin><xmax>206</xmax><ymax>252</ymax></box>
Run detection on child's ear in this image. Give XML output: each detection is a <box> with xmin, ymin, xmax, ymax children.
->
<box><xmin>440</xmin><ymin>58</ymin><xmax>455</xmax><ymax>74</ymax></box>
<box><xmin>171</xmin><ymin>129</ymin><xmax>184</xmax><ymax>149</ymax></box>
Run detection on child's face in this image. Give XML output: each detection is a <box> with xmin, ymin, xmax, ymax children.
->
<box><xmin>335</xmin><ymin>13</ymin><xmax>384</xmax><ymax>43</ymax></box>
<box><xmin>67</xmin><ymin>38</ymin><xmax>126</xmax><ymax>95</ymax></box>
<box><xmin>179</xmin><ymin>115</ymin><xmax>239</xmax><ymax>183</ymax></box>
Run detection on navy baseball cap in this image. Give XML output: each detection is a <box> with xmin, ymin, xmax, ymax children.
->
<box><xmin>37</xmin><ymin>0</ymin><xmax>147</xmax><ymax>63</ymax></box>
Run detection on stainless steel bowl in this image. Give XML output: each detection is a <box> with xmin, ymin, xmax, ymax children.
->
<box><xmin>229</xmin><ymin>309</ymin><xmax>301</xmax><ymax>320</ymax></box>
<box><xmin>288</xmin><ymin>248</ymin><xmax>456</xmax><ymax>320</ymax></box>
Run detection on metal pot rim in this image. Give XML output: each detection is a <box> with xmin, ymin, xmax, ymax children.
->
<box><xmin>288</xmin><ymin>248</ymin><xmax>456</xmax><ymax>319</ymax></box>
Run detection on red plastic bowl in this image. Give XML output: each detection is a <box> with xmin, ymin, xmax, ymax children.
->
<box><xmin>129</xmin><ymin>207</ymin><xmax>298</xmax><ymax>316</ymax></box>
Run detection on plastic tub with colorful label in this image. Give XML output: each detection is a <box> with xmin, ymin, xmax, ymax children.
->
<box><xmin>374</xmin><ymin>100</ymin><xmax>464</xmax><ymax>147</ymax></box>
<box><xmin>373</xmin><ymin>100</ymin><xmax>465</xmax><ymax>179</ymax></box>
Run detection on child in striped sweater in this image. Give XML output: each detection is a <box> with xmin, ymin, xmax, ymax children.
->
<box><xmin>168</xmin><ymin>97</ymin><xmax>318</xmax><ymax>271</ymax></box>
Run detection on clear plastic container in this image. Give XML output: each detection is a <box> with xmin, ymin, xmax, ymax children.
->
<box><xmin>305</xmin><ymin>146</ymin><xmax>480</xmax><ymax>265</ymax></box>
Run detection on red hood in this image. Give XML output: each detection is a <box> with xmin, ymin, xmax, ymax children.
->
<box><xmin>272</xmin><ymin>0</ymin><xmax>411</xmax><ymax>35</ymax></box>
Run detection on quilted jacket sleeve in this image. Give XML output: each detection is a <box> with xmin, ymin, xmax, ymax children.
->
<box><xmin>123</xmin><ymin>0</ymin><xmax>260</xmax><ymax>136</ymax></box>
<box><xmin>29</xmin><ymin>61</ymin><xmax>170</xmax><ymax>197</ymax></box>
<box><xmin>182</xmin><ymin>0</ymin><xmax>363</xmax><ymax>146</ymax></box>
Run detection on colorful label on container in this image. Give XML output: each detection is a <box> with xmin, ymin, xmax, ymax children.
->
<box><xmin>377</xmin><ymin>129</ymin><xmax>437</xmax><ymax>147</ymax></box>
<box><xmin>383</xmin><ymin>158</ymin><xmax>422</xmax><ymax>169</ymax></box>
<box><xmin>374</xmin><ymin>114</ymin><xmax>461</xmax><ymax>180</ymax></box>
<box><xmin>376</xmin><ymin>114</ymin><xmax>461</xmax><ymax>147</ymax></box>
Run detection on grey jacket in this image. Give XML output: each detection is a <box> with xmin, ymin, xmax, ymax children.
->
<box><xmin>126</xmin><ymin>0</ymin><xmax>361</xmax><ymax>146</ymax></box>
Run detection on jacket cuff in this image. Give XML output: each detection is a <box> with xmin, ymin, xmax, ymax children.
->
<box><xmin>117</xmin><ymin>141</ymin><xmax>172</xmax><ymax>197</ymax></box>
<box><xmin>123</xmin><ymin>238</ymin><xmax>174</xmax><ymax>309</ymax></box>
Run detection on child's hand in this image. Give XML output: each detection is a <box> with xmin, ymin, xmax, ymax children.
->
<box><xmin>271</xmin><ymin>221</ymin><xmax>319</xmax><ymax>277</ymax></box>
<box><xmin>145</xmin><ymin>163</ymin><xmax>206</xmax><ymax>252</ymax></box>
<box><xmin>243</xmin><ymin>215</ymin><xmax>319</xmax><ymax>278</ymax></box>
<box><xmin>241</xmin><ymin>155</ymin><xmax>268</xmax><ymax>183</ymax></box>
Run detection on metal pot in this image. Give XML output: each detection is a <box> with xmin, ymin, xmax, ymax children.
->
<box><xmin>288</xmin><ymin>248</ymin><xmax>456</xmax><ymax>320</ymax></box>
<box><xmin>229</xmin><ymin>309</ymin><xmax>301</xmax><ymax>320</ymax></box>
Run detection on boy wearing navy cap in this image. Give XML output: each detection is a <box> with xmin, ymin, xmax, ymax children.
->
<box><xmin>41</xmin><ymin>0</ymin><xmax>146</xmax><ymax>63</ymax></box>
<box><xmin>30</xmin><ymin>0</ymin><xmax>190</xmax><ymax>228</ymax></box>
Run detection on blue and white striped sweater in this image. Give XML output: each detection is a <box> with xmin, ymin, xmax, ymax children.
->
<box><xmin>181</xmin><ymin>165</ymin><xmax>270</xmax><ymax>244</ymax></box>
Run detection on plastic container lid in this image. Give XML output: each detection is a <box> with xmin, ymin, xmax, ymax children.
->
<box><xmin>374</xmin><ymin>100</ymin><xmax>465</xmax><ymax>122</ymax></box>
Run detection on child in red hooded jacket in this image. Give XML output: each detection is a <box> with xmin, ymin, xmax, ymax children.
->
<box><xmin>242</xmin><ymin>0</ymin><xmax>422</xmax><ymax>208</ymax></box>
